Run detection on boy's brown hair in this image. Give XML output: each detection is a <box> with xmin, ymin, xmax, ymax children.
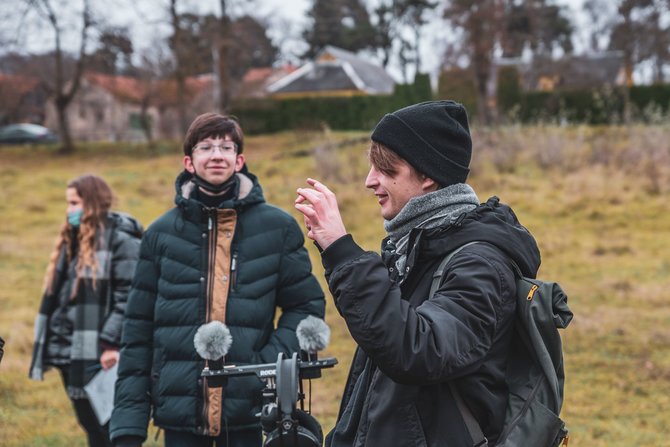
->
<box><xmin>183</xmin><ymin>113</ymin><xmax>244</xmax><ymax>156</ymax></box>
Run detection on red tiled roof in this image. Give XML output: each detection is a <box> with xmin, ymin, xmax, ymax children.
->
<box><xmin>155</xmin><ymin>75</ymin><xmax>214</xmax><ymax>106</ymax></box>
<box><xmin>0</xmin><ymin>73</ymin><xmax>41</xmax><ymax>94</ymax></box>
<box><xmin>85</xmin><ymin>72</ymin><xmax>148</xmax><ymax>103</ymax></box>
<box><xmin>84</xmin><ymin>72</ymin><xmax>214</xmax><ymax>106</ymax></box>
<box><xmin>83</xmin><ymin>66</ymin><xmax>296</xmax><ymax>106</ymax></box>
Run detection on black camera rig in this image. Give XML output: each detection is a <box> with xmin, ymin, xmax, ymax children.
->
<box><xmin>201</xmin><ymin>352</ymin><xmax>337</xmax><ymax>447</ymax></box>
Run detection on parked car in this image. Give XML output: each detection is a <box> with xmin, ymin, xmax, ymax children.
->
<box><xmin>0</xmin><ymin>123</ymin><xmax>59</xmax><ymax>145</ymax></box>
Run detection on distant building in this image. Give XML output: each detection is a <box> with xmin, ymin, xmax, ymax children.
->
<box><xmin>237</xmin><ymin>65</ymin><xmax>298</xmax><ymax>99</ymax></box>
<box><xmin>517</xmin><ymin>51</ymin><xmax>626</xmax><ymax>91</ymax></box>
<box><xmin>267</xmin><ymin>46</ymin><xmax>396</xmax><ymax>98</ymax></box>
<box><xmin>43</xmin><ymin>67</ymin><xmax>293</xmax><ymax>142</ymax></box>
<box><xmin>0</xmin><ymin>73</ymin><xmax>49</xmax><ymax>125</ymax></box>
<box><xmin>189</xmin><ymin>65</ymin><xmax>297</xmax><ymax>109</ymax></box>
<box><xmin>44</xmin><ymin>73</ymin><xmax>156</xmax><ymax>141</ymax></box>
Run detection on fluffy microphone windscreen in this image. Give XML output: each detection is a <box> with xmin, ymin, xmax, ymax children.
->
<box><xmin>296</xmin><ymin>316</ymin><xmax>330</xmax><ymax>353</ymax></box>
<box><xmin>193</xmin><ymin>321</ymin><xmax>232</xmax><ymax>360</ymax></box>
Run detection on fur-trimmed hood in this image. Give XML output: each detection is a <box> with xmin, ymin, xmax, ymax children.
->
<box><xmin>173</xmin><ymin>167</ymin><xmax>265</xmax><ymax>217</ymax></box>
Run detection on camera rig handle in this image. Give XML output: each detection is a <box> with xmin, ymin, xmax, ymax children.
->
<box><xmin>200</xmin><ymin>355</ymin><xmax>337</xmax><ymax>386</ymax></box>
<box><xmin>201</xmin><ymin>353</ymin><xmax>337</xmax><ymax>447</ymax></box>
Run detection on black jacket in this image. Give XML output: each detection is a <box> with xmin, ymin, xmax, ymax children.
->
<box><xmin>323</xmin><ymin>197</ymin><xmax>541</xmax><ymax>447</ymax></box>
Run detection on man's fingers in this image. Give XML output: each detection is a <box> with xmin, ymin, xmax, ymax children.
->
<box><xmin>296</xmin><ymin>188</ymin><xmax>324</xmax><ymax>207</ymax></box>
<box><xmin>295</xmin><ymin>202</ymin><xmax>317</xmax><ymax>220</ymax></box>
<box><xmin>307</xmin><ymin>178</ymin><xmax>334</xmax><ymax>196</ymax></box>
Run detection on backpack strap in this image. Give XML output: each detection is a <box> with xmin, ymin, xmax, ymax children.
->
<box><xmin>429</xmin><ymin>241</ymin><xmax>479</xmax><ymax>298</ymax></box>
<box><xmin>430</xmin><ymin>241</ymin><xmax>488</xmax><ymax>447</ymax></box>
<box><xmin>449</xmin><ymin>382</ymin><xmax>488</xmax><ymax>447</ymax></box>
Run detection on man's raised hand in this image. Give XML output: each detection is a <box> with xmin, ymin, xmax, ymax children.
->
<box><xmin>295</xmin><ymin>178</ymin><xmax>347</xmax><ymax>249</ymax></box>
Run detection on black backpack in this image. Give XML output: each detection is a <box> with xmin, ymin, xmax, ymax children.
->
<box><xmin>430</xmin><ymin>242</ymin><xmax>573</xmax><ymax>447</ymax></box>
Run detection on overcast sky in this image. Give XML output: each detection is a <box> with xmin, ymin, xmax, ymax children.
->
<box><xmin>9</xmin><ymin>0</ymin><xmax>610</xmax><ymax>83</ymax></box>
<box><xmin>135</xmin><ymin>0</ymin><xmax>590</xmax><ymax>81</ymax></box>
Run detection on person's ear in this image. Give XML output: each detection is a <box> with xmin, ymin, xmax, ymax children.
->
<box><xmin>183</xmin><ymin>155</ymin><xmax>195</xmax><ymax>173</ymax></box>
<box><xmin>234</xmin><ymin>153</ymin><xmax>246</xmax><ymax>172</ymax></box>
<box><xmin>422</xmin><ymin>176</ymin><xmax>438</xmax><ymax>192</ymax></box>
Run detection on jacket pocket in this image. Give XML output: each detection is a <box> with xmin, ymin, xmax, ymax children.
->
<box><xmin>150</xmin><ymin>348</ymin><xmax>165</xmax><ymax>407</ymax></box>
<box><xmin>497</xmin><ymin>391</ymin><xmax>566</xmax><ymax>447</ymax></box>
<box><xmin>394</xmin><ymin>403</ymin><xmax>428</xmax><ymax>447</ymax></box>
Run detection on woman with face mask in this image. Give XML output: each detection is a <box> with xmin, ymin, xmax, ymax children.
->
<box><xmin>29</xmin><ymin>174</ymin><xmax>143</xmax><ymax>447</ymax></box>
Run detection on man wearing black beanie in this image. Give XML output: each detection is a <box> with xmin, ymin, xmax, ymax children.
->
<box><xmin>296</xmin><ymin>101</ymin><xmax>542</xmax><ymax>446</ymax></box>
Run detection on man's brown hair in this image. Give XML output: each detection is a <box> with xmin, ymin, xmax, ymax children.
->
<box><xmin>368</xmin><ymin>141</ymin><xmax>425</xmax><ymax>180</ymax></box>
<box><xmin>183</xmin><ymin>113</ymin><xmax>244</xmax><ymax>156</ymax></box>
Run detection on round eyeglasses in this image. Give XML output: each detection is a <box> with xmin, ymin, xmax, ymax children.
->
<box><xmin>192</xmin><ymin>142</ymin><xmax>238</xmax><ymax>156</ymax></box>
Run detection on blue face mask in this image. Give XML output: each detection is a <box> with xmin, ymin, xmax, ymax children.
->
<box><xmin>67</xmin><ymin>209</ymin><xmax>84</xmax><ymax>227</ymax></box>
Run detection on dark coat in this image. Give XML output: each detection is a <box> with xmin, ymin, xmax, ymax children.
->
<box><xmin>110</xmin><ymin>170</ymin><xmax>325</xmax><ymax>442</ymax></box>
<box><xmin>29</xmin><ymin>212</ymin><xmax>143</xmax><ymax>397</ymax></box>
<box><xmin>323</xmin><ymin>197</ymin><xmax>541</xmax><ymax>447</ymax></box>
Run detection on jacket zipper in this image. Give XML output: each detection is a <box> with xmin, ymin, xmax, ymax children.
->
<box><xmin>206</xmin><ymin>213</ymin><xmax>216</xmax><ymax>320</ymax></box>
<box><xmin>230</xmin><ymin>251</ymin><xmax>237</xmax><ymax>292</ymax></box>
<box><xmin>201</xmin><ymin>212</ymin><xmax>217</xmax><ymax>435</ymax></box>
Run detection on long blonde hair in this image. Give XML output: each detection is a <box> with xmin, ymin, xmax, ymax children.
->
<box><xmin>44</xmin><ymin>175</ymin><xmax>114</xmax><ymax>296</ymax></box>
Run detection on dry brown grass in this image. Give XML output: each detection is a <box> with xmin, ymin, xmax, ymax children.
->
<box><xmin>1</xmin><ymin>124</ymin><xmax>669</xmax><ymax>446</ymax></box>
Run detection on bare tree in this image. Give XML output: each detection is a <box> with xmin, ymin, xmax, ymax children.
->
<box><xmin>14</xmin><ymin>0</ymin><xmax>94</xmax><ymax>153</ymax></box>
<box><xmin>135</xmin><ymin>50</ymin><xmax>164</xmax><ymax>145</ymax></box>
<box><xmin>168</xmin><ymin>0</ymin><xmax>190</xmax><ymax>135</ymax></box>
<box><xmin>398</xmin><ymin>0</ymin><xmax>438</xmax><ymax>75</ymax></box>
<box><xmin>501</xmin><ymin>0</ymin><xmax>574</xmax><ymax>58</ymax></box>
<box><xmin>596</xmin><ymin>0</ymin><xmax>670</xmax><ymax>85</ymax></box>
<box><xmin>645</xmin><ymin>4</ymin><xmax>670</xmax><ymax>83</ymax></box>
<box><xmin>88</xmin><ymin>26</ymin><xmax>134</xmax><ymax>75</ymax></box>
<box><xmin>583</xmin><ymin>0</ymin><xmax>617</xmax><ymax>53</ymax></box>
<box><xmin>215</xmin><ymin>0</ymin><xmax>232</xmax><ymax>114</ymax></box>
<box><xmin>605</xmin><ymin>0</ymin><xmax>670</xmax><ymax>120</ymax></box>
<box><xmin>443</xmin><ymin>0</ymin><xmax>505</xmax><ymax>125</ymax></box>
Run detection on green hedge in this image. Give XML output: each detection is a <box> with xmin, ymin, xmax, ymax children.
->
<box><xmin>233</xmin><ymin>72</ymin><xmax>669</xmax><ymax>130</ymax></box>
<box><xmin>231</xmin><ymin>74</ymin><xmax>433</xmax><ymax>134</ymax></box>
<box><xmin>513</xmin><ymin>88</ymin><xmax>625</xmax><ymax>124</ymax></box>
<box><xmin>436</xmin><ymin>68</ymin><xmax>477</xmax><ymax>118</ymax></box>
<box><xmin>497</xmin><ymin>80</ymin><xmax>670</xmax><ymax>124</ymax></box>
<box><xmin>496</xmin><ymin>66</ymin><xmax>521</xmax><ymax>119</ymax></box>
<box><xmin>630</xmin><ymin>84</ymin><xmax>670</xmax><ymax>114</ymax></box>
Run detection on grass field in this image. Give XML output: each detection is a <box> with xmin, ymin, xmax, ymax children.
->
<box><xmin>1</xmin><ymin>125</ymin><xmax>669</xmax><ymax>446</ymax></box>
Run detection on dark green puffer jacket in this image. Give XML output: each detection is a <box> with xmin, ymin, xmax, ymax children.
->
<box><xmin>110</xmin><ymin>169</ymin><xmax>325</xmax><ymax>442</ymax></box>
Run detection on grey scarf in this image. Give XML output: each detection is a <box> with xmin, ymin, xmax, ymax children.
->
<box><xmin>384</xmin><ymin>183</ymin><xmax>480</xmax><ymax>279</ymax></box>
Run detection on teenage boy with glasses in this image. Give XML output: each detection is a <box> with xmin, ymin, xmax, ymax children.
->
<box><xmin>111</xmin><ymin>113</ymin><xmax>325</xmax><ymax>447</ymax></box>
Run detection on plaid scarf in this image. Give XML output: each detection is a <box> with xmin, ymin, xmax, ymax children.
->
<box><xmin>30</xmin><ymin>221</ymin><xmax>116</xmax><ymax>398</ymax></box>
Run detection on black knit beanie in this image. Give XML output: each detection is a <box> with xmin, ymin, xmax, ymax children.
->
<box><xmin>370</xmin><ymin>100</ymin><xmax>472</xmax><ymax>186</ymax></box>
